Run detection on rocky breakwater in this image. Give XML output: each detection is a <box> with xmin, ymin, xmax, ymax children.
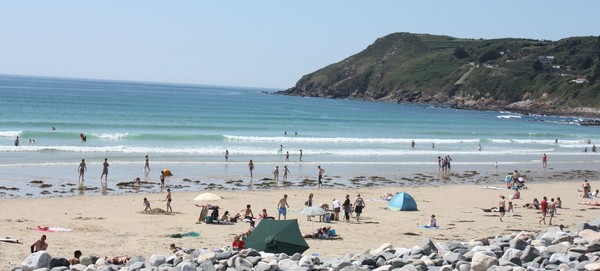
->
<box><xmin>13</xmin><ymin>218</ymin><xmax>600</xmax><ymax>271</ymax></box>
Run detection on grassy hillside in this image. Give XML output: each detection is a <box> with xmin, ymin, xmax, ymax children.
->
<box><xmin>281</xmin><ymin>33</ymin><xmax>600</xmax><ymax>115</ymax></box>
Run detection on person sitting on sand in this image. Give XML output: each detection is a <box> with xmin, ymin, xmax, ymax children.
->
<box><xmin>31</xmin><ymin>235</ymin><xmax>48</xmax><ymax>253</ymax></box>
<box><xmin>105</xmin><ymin>256</ymin><xmax>130</xmax><ymax>265</ymax></box>
<box><xmin>556</xmin><ymin>197</ymin><xmax>562</xmax><ymax>208</ymax></box>
<box><xmin>511</xmin><ymin>189</ymin><xmax>520</xmax><ymax>200</ymax></box>
<box><xmin>427</xmin><ymin>214</ymin><xmax>437</xmax><ymax>228</ymax></box>
<box><xmin>220</xmin><ymin>211</ymin><xmax>231</xmax><ymax>222</ymax></box>
<box><xmin>524</xmin><ymin>198</ymin><xmax>539</xmax><ymax>209</ymax></box>
<box><xmin>592</xmin><ymin>189</ymin><xmax>599</xmax><ymax>198</ymax></box>
<box><xmin>230</xmin><ymin>213</ymin><xmax>242</xmax><ymax>223</ymax></box>
<box><xmin>242</xmin><ymin>221</ymin><xmax>256</xmax><ymax>237</ymax></box>
<box><xmin>143</xmin><ymin>198</ymin><xmax>151</xmax><ymax>211</ymax></box>
<box><xmin>169</xmin><ymin>243</ymin><xmax>182</xmax><ymax>253</ymax></box>
<box><xmin>242</xmin><ymin>204</ymin><xmax>255</xmax><ymax>221</ymax></box>
<box><xmin>507</xmin><ymin>202</ymin><xmax>514</xmax><ymax>213</ymax></box>
<box><xmin>69</xmin><ymin>250</ymin><xmax>82</xmax><ymax>265</ymax></box>
<box><xmin>232</xmin><ymin>234</ymin><xmax>245</xmax><ymax>250</ymax></box>
<box><xmin>259</xmin><ymin>209</ymin><xmax>274</xmax><ymax>220</ymax></box>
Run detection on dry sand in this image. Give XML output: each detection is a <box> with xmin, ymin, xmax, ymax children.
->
<box><xmin>1</xmin><ymin>181</ymin><xmax>599</xmax><ymax>269</ymax></box>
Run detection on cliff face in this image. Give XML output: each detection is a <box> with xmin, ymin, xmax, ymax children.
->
<box><xmin>279</xmin><ymin>33</ymin><xmax>600</xmax><ymax>117</ymax></box>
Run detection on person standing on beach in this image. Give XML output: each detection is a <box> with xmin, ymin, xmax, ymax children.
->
<box><xmin>305</xmin><ymin>193</ymin><xmax>313</xmax><ymax>221</ymax></box>
<box><xmin>411</xmin><ymin>140</ymin><xmax>415</xmax><ymax>148</ymax></box>
<box><xmin>332</xmin><ymin>198</ymin><xmax>341</xmax><ymax>221</ymax></box>
<box><xmin>100</xmin><ymin>158</ymin><xmax>109</xmax><ymax>182</ymax></box>
<box><xmin>273</xmin><ymin>166</ymin><xmax>279</xmax><ymax>185</ymax></box>
<box><xmin>277</xmin><ymin>194</ymin><xmax>289</xmax><ymax>220</ymax></box>
<box><xmin>342</xmin><ymin>194</ymin><xmax>351</xmax><ymax>223</ymax></box>
<box><xmin>165</xmin><ymin>188</ymin><xmax>172</xmax><ymax>212</ymax></box>
<box><xmin>225</xmin><ymin>150</ymin><xmax>229</xmax><ymax>162</ymax></box>
<box><xmin>299</xmin><ymin>149</ymin><xmax>303</xmax><ymax>161</ymax></box>
<box><xmin>499</xmin><ymin>195</ymin><xmax>506</xmax><ymax>222</ymax></box>
<box><xmin>582</xmin><ymin>180</ymin><xmax>591</xmax><ymax>198</ymax></box>
<box><xmin>160</xmin><ymin>171</ymin><xmax>165</xmax><ymax>188</ymax></box>
<box><xmin>282</xmin><ymin>165</ymin><xmax>290</xmax><ymax>183</ymax></box>
<box><xmin>548</xmin><ymin>198</ymin><xmax>556</xmax><ymax>225</ymax></box>
<box><xmin>317</xmin><ymin>165</ymin><xmax>325</xmax><ymax>189</ymax></box>
<box><xmin>144</xmin><ymin>155</ymin><xmax>150</xmax><ymax>171</ymax></box>
<box><xmin>248</xmin><ymin>160</ymin><xmax>254</xmax><ymax>178</ymax></box>
<box><xmin>478</xmin><ymin>144</ymin><xmax>482</xmax><ymax>151</ymax></box>
<box><xmin>354</xmin><ymin>194</ymin><xmax>365</xmax><ymax>222</ymax></box>
<box><xmin>539</xmin><ymin>196</ymin><xmax>548</xmax><ymax>225</ymax></box>
<box><xmin>78</xmin><ymin>159</ymin><xmax>87</xmax><ymax>183</ymax></box>
<box><xmin>285</xmin><ymin>151</ymin><xmax>289</xmax><ymax>162</ymax></box>
<box><xmin>143</xmin><ymin>197</ymin><xmax>151</xmax><ymax>211</ymax></box>
<box><xmin>542</xmin><ymin>153</ymin><xmax>547</xmax><ymax>168</ymax></box>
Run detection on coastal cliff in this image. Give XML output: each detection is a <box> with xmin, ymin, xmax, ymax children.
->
<box><xmin>279</xmin><ymin>33</ymin><xmax>600</xmax><ymax>118</ymax></box>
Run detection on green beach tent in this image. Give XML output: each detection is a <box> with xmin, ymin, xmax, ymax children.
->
<box><xmin>245</xmin><ymin>219</ymin><xmax>309</xmax><ymax>255</ymax></box>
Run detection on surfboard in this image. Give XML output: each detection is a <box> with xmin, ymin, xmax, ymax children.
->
<box><xmin>0</xmin><ymin>238</ymin><xmax>20</xmax><ymax>243</ymax></box>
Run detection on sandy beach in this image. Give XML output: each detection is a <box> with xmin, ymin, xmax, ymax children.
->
<box><xmin>1</xmin><ymin>177</ymin><xmax>599</xmax><ymax>270</ymax></box>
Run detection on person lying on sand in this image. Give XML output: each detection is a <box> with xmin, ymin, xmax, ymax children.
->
<box><xmin>579</xmin><ymin>201</ymin><xmax>600</xmax><ymax>206</ymax></box>
<box><xmin>105</xmin><ymin>256</ymin><xmax>130</xmax><ymax>265</ymax></box>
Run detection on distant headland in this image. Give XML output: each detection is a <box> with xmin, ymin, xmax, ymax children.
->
<box><xmin>278</xmin><ymin>33</ymin><xmax>600</xmax><ymax>118</ymax></box>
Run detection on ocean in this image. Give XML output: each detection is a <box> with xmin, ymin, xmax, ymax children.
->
<box><xmin>0</xmin><ymin>75</ymin><xmax>598</xmax><ymax>197</ymax></box>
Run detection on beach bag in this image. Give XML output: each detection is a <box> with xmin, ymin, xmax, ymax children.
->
<box><xmin>205</xmin><ymin>215</ymin><xmax>213</xmax><ymax>224</ymax></box>
<box><xmin>324</xmin><ymin>214</ymin><xmax>331</xmax><ymax>223</ymax></box>
<box><xmin>328</xmin><ymin>229</ymin><xmax>336</xmax><ymax>236</ymax></box>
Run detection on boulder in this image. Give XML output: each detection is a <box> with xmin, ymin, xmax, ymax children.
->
<box><xmin>233</xmin><ymin>257</ymin><xmax>253</xmax><ymax>271</ymax></box>
<box><xmin>420</xmin><ymin>238</ymin><xmax>438</xmax><ymax>255</ymax></box>
<box><xmin>371</xmin><ymin>243</ymin><xmax>393</xmax><ymax>255</ymax></box>
<box><xmin>177</xmin><ymin>261</ymin><xmax>196</xmax><ymax>271</ymax></box>
<box><xmin>549</xmin><ymin>253</ymin><xmax>569</xmax><ymax>264</ymax></box>
<box><xmin>48</xmin><ymin>258</ymin><xmax>69</xmax><ymax>269</ymax></box>
<box><xmin>509</xmin><ymin>238</ymin><xmax>528</xmax><ymax>250</ymax></box>
<box><xmin>585</xmin><ymin>262</ymin><xmax>600</xmax><ymax>271</ymax></box>
<box><xmin>373</xmin><ymin>265</ymin><xmax>392</xmax><ymax>271</ymax></box>
<box><xmin>577</xmin><ymin>223</ymin><xmax>599</xmax><ymax>233</ymax></box>
<box><xmin>470</xmin><ymin>251</ymin><xmax>498</xmax><ymax>271</ymax></box>
<box><xmin>197</xmin><ymin>252</ymin><xmax>217</xmax><ymax>263</ymax></box>
<box><xmin>580</xmin><ymin>229</ymin><xmax>600</xmax><ymax>243</ymax></box>
<box><xmin>127</xmin><ymin>261</ymin><xmax>145</xmax><ymax>270</ymax></box>
<box><xmin>588</xmin><ymin>240</ymin><xmax>600</xmax><ymax>252</ymax></box>
<box><xmin>520</xmin><ymin>245</ymin><xmax>540</xmax><ymax>263</ymax></box>
<box><xmin>277</xmin><ymin>259</ymin><xmax>298</xmax><ymax>271</ymax></box>
<box><xmin>125</xmin><ymin>256</ymin><xmax>145</xmax><ymax>268</ymax></box>
<box><xmin>149</xmin><ymin>254</ymin><xmax>166</xmax><ymax>266</ymax></box>
<box><xmin>21</xmin><ymin>251</ymin><xmax>52</xmax><ymax>271</ymax></box>
<box><xmin>298</xmin><ymin>256</ymin><xmax>315</xmax><ymax>268</ymax></box>
<box><xmin>254</xmin><ymin>262</ymin><xmax>273</xmax><ymax>271</ymax></box>
<box><xmin>547</xmin><ymin>243</ymin><xmax>569</xmax><ymax>255</ymax></box>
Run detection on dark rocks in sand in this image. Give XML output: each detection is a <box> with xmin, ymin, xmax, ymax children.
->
<box><xmin>30</xmin><ymin>180</ymin><xmax>44</xmax><ymax>184</ymax></box>
<box><xmin>40</xmin><ymin>190</ymin><xmax>51</xmax><ymax>195</ymax></box>
<box><xmin>0</xmin><ymin>186</ymin><xmax>19</xmax><ymax>191</ymax></box>
<box><xmin>40</xmin><ymin>184</ymin><xmax>52</xmax><ymax>188</ymax></box>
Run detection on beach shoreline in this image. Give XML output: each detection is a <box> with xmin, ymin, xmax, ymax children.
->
<box><xmin>2</xmin><ymin>175</ymin><xmax>599</xmax><ymax>270</ymax></box>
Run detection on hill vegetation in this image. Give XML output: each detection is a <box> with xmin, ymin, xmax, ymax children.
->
<box><xmin>279</xmin><ymin>33</ymin><xmax>600</xmax><ymax>117</ymax></box>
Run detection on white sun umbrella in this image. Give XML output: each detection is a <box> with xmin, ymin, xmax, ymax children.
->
<box><xmin>299</xmin><ymin>206</ymin><xmax>328</xmax><ymax>231</ymax></box>
<box><xmin>193</xmin><ymin>192</ymin><xmax>222</xmax><ymax>202</ymax></box>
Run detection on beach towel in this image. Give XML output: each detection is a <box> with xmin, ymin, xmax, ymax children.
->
<box><xmin>417</xmin><ymin>225</ymin><xmax>446</xmax><ymax>230</ymax></box>
<box><xmin>169</xmin><ymin>231</ymin><xmax>200</xmax><ymax>238</ymax></box>
<box><xmin>31</xmin><ymin>226</ymin><xmax>73</xmax><ymax>232</ymax></box>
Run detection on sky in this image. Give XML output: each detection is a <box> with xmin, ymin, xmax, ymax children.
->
<box><xmin>0</xmin><ymin>1</ymin><xmax>598</xmax><ymax>89</ymax></box>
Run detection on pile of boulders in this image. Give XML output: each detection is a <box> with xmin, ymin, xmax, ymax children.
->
<box><xmin>13</xmin><ymin>219</ymin><xmax>600</xmax><ymax>271</ymax></box>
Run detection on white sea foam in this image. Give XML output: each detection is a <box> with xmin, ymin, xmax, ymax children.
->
<box><xmin>0</xmin><ymin>130</ymin><xmax>22</xmax><ymax>137</ymax></box>
<box><xmin>497</xmin><ymin>115</ymin><xmax>521</xmax><ymax>119</ymax></box>
<box><xmin>89</xmin><ymin>133</ymin><xmax>130</xmax><ymax>140</ymax></box>
<box><xmin>223</xmin><ymin>135</ymin><xmax>480</xmax><ymax>144</ymax></box>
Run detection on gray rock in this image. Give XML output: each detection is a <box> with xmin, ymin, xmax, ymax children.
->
<box><xmin>443</xmin><ymin>251</ymin><xmax>460</xmax><ymax>264</ymax></box>
<box><xmin>289</xmin><ymin>253</ymin><xmax>302</xmax><ymax>261</ymax></box>
<box><xmin>509</xmin><ymin>238</ymin><xmax>528</xmax><ymax>250</ymax></box>
<box><xmin>373</xmin><ymin>265</ymin><xmax>392</xmax><ymax>271</ymax></box>
<box><xmin>521</xmin><ymin>262</ymin><xmax>540</xmax><ymax>269</ymax></box>
<box><xmin>420</xmin><ymin>238</ymin><xmax>438</xmax><ymax>255</ymax></box>
<box><xmin>21</xmin><ymin>251</ymin><xmax>52</xmax><ymax>271</ymax></box>
<box><xmin>520</xmin><ymin>245</ymin><xmax>540</xmax><ymax>263</ymax></box>
<box><xmin>149</xmin><ymin>254</ymin><xmax>166</xmax><ymax>266</ymax></box>
<box><xmin>198</xmin><ymin>260</ymin><xmax>216</xmax><ymax>271</ymax></box>
<box><xmin>48</xmin><ymin>258</ymin><xmax>69</xmax><ymax>269</ymax></box>
<box><xmin>277</xmin><ymin>253</ymin><xmax>290</xmax><ymax>261</ymax></box>
<box><xmin>470</xmin><ymin>251</ymin><xmax>498</xmax><ymax>271</ymax></box>
<box><xmin>127</xmin><ymin>261</ymin><xmax>145</xmax><ymax>270</ymax></box>
<box><xmin>498</xmin><ymin>258</ymin><xmax>519</xmax><ymax>267</ymax></box>
<box><xmin>457</xmin><ymin>263</ymin><xmax>470</xmax><ymax>271</ymax></box>
<box><xmin>398</xmin><ymin>264</ymin><xmax>417</xmax><ymax>271</ymax></box>
<box><xmin>245</xmin><ymin>256</ymin><xmax>261</xmax><ymax>265</ymax></box>
<box><xmin>378</xmin><ymin>251</ymin><xmax>396</xmax><ymax>261</ymax></box>
<box><xmin>216</xmin><ymin>250</ymin><xmax>232</xmax><ymax>260</ymax></box>
<box><xmin>575</xmin><ymin>261</ymin><xmax>590</xmax><ymax>270</ymax></box>
<box><xmin>387</xmin><ymin>258</ymin><xmax>409</xmax><ymax>268</ymax></box>
<box><xmin>277</xmin><ymin>259</ymin><xmax>298</xmax><ymax>271</ymax></box>
<box><xmin>233</xmin><ymin>257</ymin><xmax>253</xmax><ymax>271</ymax></box>
<box><xmin>49</xmin><ymin>267</ymin><xmax>68</xmax><ymax>271</ymax></box>
<box><xmin>501</xmin><ymin>248</ymin><xmax>522</xmax><ymax>264</ymax></box>
<box><xmin>552</xmin><ymin>234</ymin><xmax>574</xmax><ymax>245</ymax></box>
<box><xmin>547</xmin><ymin>243</ymin><xmax>569</xmax><ymax>255</ymax></box>
<box><xmin>298</xmin><ymin>256</ymin><xmax>315</xmax><ymax>268</ymax></box>
<box><xmin>331</xmin><ymin>259</ymin><xmax>352</xmax><ymax>270</ymax></box>
<box><xmin>410</xmin><ymin>247</ymin><xmax>424</xmax><ymax>256</ymax></box>
<box><xmin>340</xmin><ymin>266</ymin><xmax>370</xmax><ymax>271</ymax></box>
<box><xmin>549</xmin><ymin>253</ymin><xmax>569</xmax><ymax>264</ymax></box>
<box><xmin>254</xmin><ymin>262</ymin><xmax>272</xmax><ymax>271</ymax></box>
<box><xmin>577</xmin><ymin>222</ymin><xmax>599</xmax><ymax>233</ymax></box>
<box><xmin>177</xmin><ymin>261</ymin><xmax>196</xmax><ymax>271</ymax></box>
<box><xmin>32</xmin><ymin>268</ymin><xmax>49</xmax><ymax>271</ymax></box>
<box><xmin>172</xmin><ymin>256</ymin><xmax>183</xmax><ymax>266</ymax></box>
<box><xmin>569</xmin><ymin>245</ymin><xmax>589</xmax><ymax>254</ymax></box>
<box><xmin>371</xmin><ymin>243</ymin><xmax>393</xmax><ymax>255</ymax></box>
<box><xmin>126</xmin><ymin>256</ymin><xmax>145</xmax><ymax>268</ymax></box>
<box><xmin>245</xmin><ymin>249</ymin><xmax>261</xmax><ymax>257</ymax></box>
<box><xmin>197</xmin><ymin>252</ymin><xmax>216</xmax><ymax>263</ymax></box>
<box><xmin>588</xmin><ymin>240</ymin><xmax>600</xmax><ymax>252</ymax></box>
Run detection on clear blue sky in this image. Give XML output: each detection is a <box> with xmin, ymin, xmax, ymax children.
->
<box><xmin>0</xmin><ymin>1</ymin><xmax>598</xmax><ymax>89</ymax></box>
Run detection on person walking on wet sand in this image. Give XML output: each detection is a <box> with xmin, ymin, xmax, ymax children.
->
<box><xmin>248</xmin><ymin>160</ymin><xmax>254</xmax><ymax>178</ymax></box>
<box><xmin>273</xmin><ymin>166</ymin><xmax>279</xmax><ymax>185</ymax></box>
<box><xmin>144</xmin><ymin>155</ymin><xmax>150</xmax><ymax>171</ymax></box>
<box><xmin>299</xmin><ymin>149</ymin><xmax>303</xmax><ymax>162</ymax></box>
<box><xmin>282</xmin><ymin>165</ymin><xmax>290</xmax><ymax>183</ymax></box>
<box><xmin>78</xmin><ymin>159</ymin><xmax>87</xmax><ymax>183</ymax></box>
<box><xmin>100</xmin><ymin>158</ymin><xmax>109</xmax><ymax>182</ymax></box>
<box><xmin>499</xmin><ymin>195</ymin><xmax>506</xmax><ymax>222</ymax></box>
<box><xmin>225</xmin><ymin>149</ymin><xmax>229</xmax><ymax>162</ymax></box>
<box><xmin>317</xmin><ymin>165</ymin><xmax>325</xmax><ymax>189</ymax></box>
<box><xmin>542</xmin><ymin>153</ymin><xmax>547</xmax><ymax>168</ymax></box>
<box><xmin>165</xmin><ymin>189</ymin><xmax>172</xmax><ymax>212</ymax></box>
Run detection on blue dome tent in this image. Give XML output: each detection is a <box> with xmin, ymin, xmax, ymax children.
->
<box><xmin>387</xmin><ymin>192</ymin><xmax>418</xmax><ymax>211</ymax></box>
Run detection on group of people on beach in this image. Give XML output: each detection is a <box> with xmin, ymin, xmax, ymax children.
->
<box><xmin>77</xmin><ymin>158</ymin><xmax>110</xmax><ymax>184</ymax></box>
<box><xmin>437</xmin><ymin>155</ymin><xmax>452</xmax><ymax>171</ymax></box>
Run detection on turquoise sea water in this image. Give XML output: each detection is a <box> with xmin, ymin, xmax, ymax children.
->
<box><xmin>0</xmin><ymin>75</ymin><xmax>599</xmax><ymax>197</ymax></box>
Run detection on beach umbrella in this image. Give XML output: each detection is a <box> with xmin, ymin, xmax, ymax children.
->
<box><xmin>298</xmin><ymin>206</ymin><xmax>327</xmax><ymax>216</ymax></box>
<box><xmin>193</xmin><ymin>192</ymin><xmax>222</xmax><ymax>202</ymax></box>
<box><xmin>245</xmin><ymin>219</ymin><xmax>309</xmax><ymax>255</ymax></box>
